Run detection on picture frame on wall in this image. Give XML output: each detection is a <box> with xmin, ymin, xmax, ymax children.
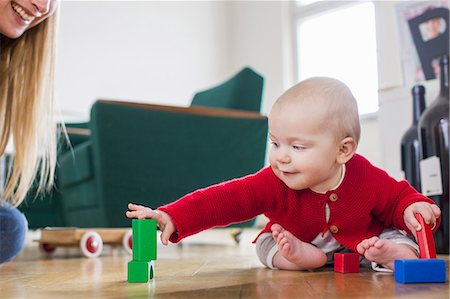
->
<box><xmin>396</xmin><ymin>1</ymin><xmax>449</xmax><ymax>85</ymax></box>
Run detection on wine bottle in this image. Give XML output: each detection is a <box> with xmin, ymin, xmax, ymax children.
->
<box><xmin>418</xmin><ymin>54</ymin><xmax>449</xmax><ymax>254</ymax></box>
<box><xmin>401</xmin><ymin>85</ymin><xmax>426</xmax><ymax>192</ymax></box>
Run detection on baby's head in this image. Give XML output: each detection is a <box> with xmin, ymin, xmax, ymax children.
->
<box><xmin>268</xmin><ymin>77</ymin><xmax>361</xmax><ymax>192</ymax></box>
<box><xmin>271</xmin><ymin>77</ymin><xmax>360</xmax><ymax>145</ymax></box>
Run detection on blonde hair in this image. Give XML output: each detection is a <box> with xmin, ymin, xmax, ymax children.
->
<box><xmin>0</xmin><ymin>13</ymin><xmax>58</xmax><ymax>207</ymax></box>
<box><xmin>276</xmin><ymin>77</ymin><xmax>361</xmax><ymax>144</ymax></box>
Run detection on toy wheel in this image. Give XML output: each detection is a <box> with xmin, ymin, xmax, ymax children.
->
<box><xmin>122</xmin><ymin>229</ymin><xmax>132</xmax><ymax>255</ymax></box>
<box><xmin>39</xmin><ymin>243</ymin><xmax>57</xmax><ymax>255</ymax></box>
<box><xmin>80</xmin><ymin>231</ymin><xmax>103</xmax><ymax>258</ymax></box>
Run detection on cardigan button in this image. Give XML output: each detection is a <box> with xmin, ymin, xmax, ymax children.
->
<box><xmin>330</xmin><ymin>225</ymin><xmax>339</xmax><ymax>234</ymax></box>
<box><xmin>329</xmin><ymin>193</ymin><xmax>338</xmax><ymax>202</ymax></box>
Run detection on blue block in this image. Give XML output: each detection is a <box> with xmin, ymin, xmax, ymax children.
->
<box><xmin>394</xmin><ymin>259</ymin><xmax>446</xmax><ymax>283</ymax></box>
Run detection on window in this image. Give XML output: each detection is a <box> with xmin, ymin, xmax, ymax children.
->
<box><xmin>295</xmin><ymin>1</ymin><xmax>379</xmax><ymax>115</ymax></box>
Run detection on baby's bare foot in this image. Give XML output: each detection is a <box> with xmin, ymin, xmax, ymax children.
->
<box><xmin>271</xmin><ymin>224</ymin><xmax>326</xmax><ymax>270</ymax></box>
<box><xmin>356</xmin><ymin>236</ymin><xmax>378</xmax><ymax>256</ymax></box>
<box><xmin>356</xmin><ymin>237</ymin><xmax>418</xmax><ymax>270</ymax></box>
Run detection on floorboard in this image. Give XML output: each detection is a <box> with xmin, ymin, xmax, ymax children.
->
<box><xmin>1</xmin><ymin>229</ymin><xmax>448</xmax><ymax>299</ymax></box>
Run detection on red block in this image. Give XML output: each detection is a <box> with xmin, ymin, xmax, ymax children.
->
<box><xmin>334</xmin><ymin>253</ymin><xmax>360</xmax><ymax>273</ymax></box>
<box><xmin>414</xmin><ymin>213</ymin><xmax>436</xmax><ymax>258</ymax></box>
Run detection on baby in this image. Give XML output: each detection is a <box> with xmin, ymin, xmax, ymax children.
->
<box><xmin>126</xmin><ymin>77</ymin><xmax>440</xmax><ymax>271</ymax></box>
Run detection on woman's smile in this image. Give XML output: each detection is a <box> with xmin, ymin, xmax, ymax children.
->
<box><xmin>11</xmin><ymin>2</ymin><xmax>36</xmax><ymax>24</ymax></box>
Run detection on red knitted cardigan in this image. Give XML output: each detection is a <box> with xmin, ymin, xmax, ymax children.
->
<box><xmin>158</xmin><ymin>154</ymin><xmax>438</xmax><ymax>252</ymax></box>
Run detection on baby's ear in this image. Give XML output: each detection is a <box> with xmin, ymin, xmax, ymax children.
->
<box><xmin>337</xmin><ymin>137</ymin><xmax>357</xmax><ymax>164</ymax></box>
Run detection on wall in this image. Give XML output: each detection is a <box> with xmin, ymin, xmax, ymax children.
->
<box><xmin>55</xmin><ymin>1</ymin><xmax>231</xmax><ymax>121</ymax></box>
<box><xmin>226</xmin><ymin>1</ymin><xmax>295</xmax><ymax>114</ymax></box>
<box><xmin>55</xmin><ymin>1</ymin><xmax>293</xmax><ymax>122</ymax></box>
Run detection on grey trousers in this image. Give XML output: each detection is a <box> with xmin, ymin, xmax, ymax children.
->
<box><xmin>255</xmin><ymin>229</ymin><xmax>419</xmax><ymax>271</ymax></box>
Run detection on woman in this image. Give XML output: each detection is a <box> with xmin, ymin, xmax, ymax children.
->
<box><xmin>0</xmin><ymin>0</ymin><xmax>59</xmax><ymax>264</ymax></box>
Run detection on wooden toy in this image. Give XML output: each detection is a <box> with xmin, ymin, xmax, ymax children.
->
<box><xmin>394</xmin><ymin>259</ymin><xmax>446</xmax><ymax>283</ymax></box>
<box><xmin>128</xmin><ymin>219</ymin><xmax>157</xmax><ymax>283</ymax></box>
<box><xmin>394</xmin><ymin>214</ymin><xmax>445</xmax><ymax>284</ymax></box>
<box><xmin>128</xmin><ymin>260</ymin><xmax>155</xmax><ymax>282</ymax></box>
<box><xmin>334</xmin><ymin>253</ymin><xmax>360</xmax><ymax>273</ymax></box>
<box><xmin>414</xmin><ymin>213</ymin><xmax>436</xmax><ymax>258</ymax></box>
<box><xmin>37</xmin><ymin>227</ymin><xmax>132</xmax><ymax>258</ymax></box>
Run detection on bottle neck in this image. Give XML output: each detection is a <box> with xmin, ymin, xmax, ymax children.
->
<box><xmin>412</xmin><ymin>85</ymin><xmax>426</xmax><ymax>124</ymax></box>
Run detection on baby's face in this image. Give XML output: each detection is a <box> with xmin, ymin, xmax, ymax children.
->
<box><xmin>268</xmin><ymin>100</ymin><xmax>343</xmax><ymax>193</ymax></box>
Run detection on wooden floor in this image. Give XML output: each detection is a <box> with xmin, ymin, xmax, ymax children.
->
<box><xmin>1</xmin><ymin>229</ymin><xmax>448</xmax><ymax>299</ymax></box>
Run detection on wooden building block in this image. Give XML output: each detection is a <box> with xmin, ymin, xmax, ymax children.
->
<box><xmin>394</xmin><ymin>259</ymin><xmax>446</xmax><ymax>283</ymax></box>
<box><xmin>128</xmin><ymin>219</ymin><xmax>157</xmax><ymax>283</ymax></box>
<box><xmin>128</xmin><ymin>260</ymin><xmax>155</xmax><ymax>283</ymax></box>
<box><xmin>334</xmin><ymin>253</ymin><xmax>360</xmax><ymax>273</ymax></box>
<box><xmin>132</xmin><ymin>219</ymin><xmax>157</xmax><ymax>261</ymax></box>
<box><xmin>414</xmin><ymin>213</ymin><xmax>436</xmax><ymax>258</ymax></box>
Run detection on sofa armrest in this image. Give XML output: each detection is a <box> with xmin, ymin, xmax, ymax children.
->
<box><xmin>96</xmin><ymin>99</ymin><xmax>266</xmax><ymax>119</ymax></box>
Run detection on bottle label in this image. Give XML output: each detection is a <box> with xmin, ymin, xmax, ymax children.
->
<box><xmin>420</xmin><ymin>156</ymin><xmax>443</xmax><ymax>196</ymax></box>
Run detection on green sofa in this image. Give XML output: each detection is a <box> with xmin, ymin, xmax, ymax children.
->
<box><xmin>191</xmin><ymin>67</ymin><xmax>264</xmax><ymax>112</ymax></box>
<box><xmin>20</xmin><ymin>100</ymin><xmax>268</xmax><ymax>228</ymax></box>
<box><xmin>19</xmin><ymin>66</ymin><xmax>267</xmax><ymax>229</ymax></box>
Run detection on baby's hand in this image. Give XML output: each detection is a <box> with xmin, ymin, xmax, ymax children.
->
<box><xmin>403</xmin><ymin>202</ymin><xmax>441</xmax><ymax>237</ymax></box>
<box><xmin>126</xmin><ymin>203</ymin><xmax>176</xmax><ymax>245</ymax></box>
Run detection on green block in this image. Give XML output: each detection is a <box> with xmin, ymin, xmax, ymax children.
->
<box><xmin>128</xmin><ymin>260</ymin><xmax>155</xmax><ymax>283</ymax></box>
<box><xmin>132</xmin><ymin>219</ymin><xmax>157</xmax><ymax>261</ymax></box>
